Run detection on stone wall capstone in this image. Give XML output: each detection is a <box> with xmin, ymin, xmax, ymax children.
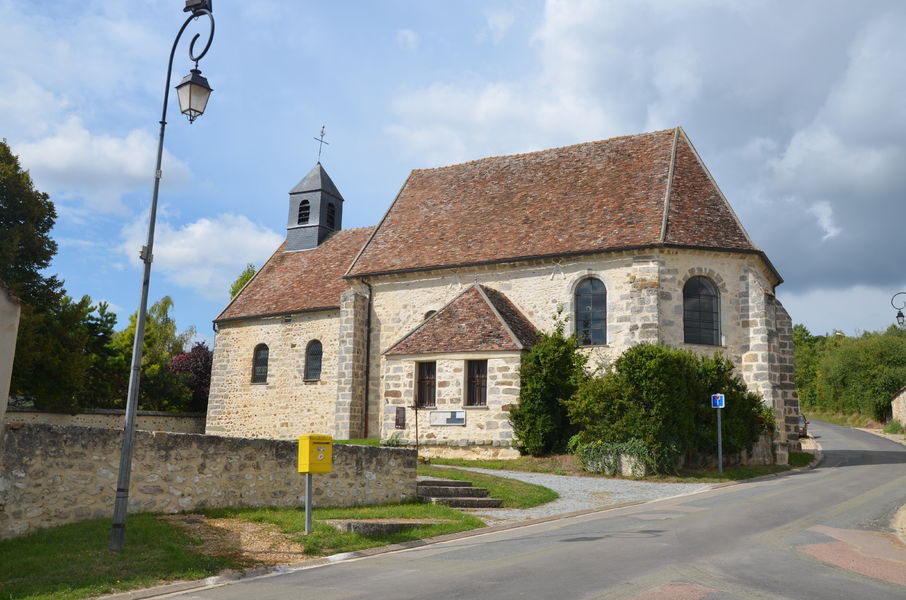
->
<box><xmin>4</xmin><ymin>408</ymin><xmax>205</xmax><ymax>433</ymax></box>
<box><xmin>0</xmin><ymin>423</ymin><xmax>416</xmax><ymax>539</ymax></box>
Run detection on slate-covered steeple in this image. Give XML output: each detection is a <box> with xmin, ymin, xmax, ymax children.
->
<box><xmin>286</xmin><ymin>163</ymin><xmax>344</xmax><ymax>252</ymax></box>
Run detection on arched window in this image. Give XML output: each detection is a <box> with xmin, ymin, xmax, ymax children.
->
<box><xmin>326</xmin><ymin>203</ymin><xmax>336</xmax><ymax>229</ymax></box>
<box><xmin>575</xmin><ymin>278</ymin><xmax>606</xmax><ymax>346</ymax></box>
<box><xmin>305</xmin><ymin>340</ymin><xmax>323</xmax><ymax>380</ymax></box>
<box><xmin>683</xmin><ymin>276</ymin><xmax>720</xmax><ymax>345</ymax></box>
<box><xmin>252</xmin><ymin>344</ymin><xmax>269</xmax><ymax>383</ymax></box>
<box><xmin>424</xmin><ymin>310</ymin><xmax>437</xmax><ymax>320</ymax></box>
<box><xmin>297</xmin><ymin>200</ymin><xmax>310</xmax><ymax>225</ymax></box>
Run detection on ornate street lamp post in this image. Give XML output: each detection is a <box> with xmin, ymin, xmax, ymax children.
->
<box><xmin>111</xmin><ymin>0</ymin><xmax>215</xmax><ymax>551</ymax></box>
<box><xmin>891</xmin><ymin>293</ymin><xmax>906</xmax><ymax>328</ymax></box>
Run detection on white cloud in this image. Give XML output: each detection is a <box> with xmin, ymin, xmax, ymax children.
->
<box><xmin>16</xmin><ymin>116</ymin><xmax>190</xmax><ymax>215</ymax></box>
<box><xmin>484</xmin><ymin>10</ymin><xmax>514</xmax><ymax>43</ymax></box>
<box><xmin>808</xmin><ymin>201</ymin><xmax>841</xmax><ymax>241</ymax></box>
<box><xmin>396</xmin><ymin>28</ymin><xmax>419</xmax><ymax>52</ymax></box>
<box><xmin>119</xmin><ymin>213</ymin><xmax>282</xmax><ymax>302</ymax></box>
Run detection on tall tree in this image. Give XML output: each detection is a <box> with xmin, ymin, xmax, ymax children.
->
<box><xmin>169</xmin><ymin>341</ymin><xmax>213</xmax><ymax>412</ymax></box>
<box><xmin>0</xmin><ymin>139</ymin><xmax>62</xmax><ymax>308</ymax></box>
<box><xmin>229</xmin><ymin>263</ymin><xmax>256</xmax><ymax>299</ymax></box>
<box><xmin>111</xmin><ymin>296</ymin><xmax>194</xmax><ymax>411</ymax></box>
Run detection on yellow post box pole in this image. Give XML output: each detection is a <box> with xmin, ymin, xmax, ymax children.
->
<box><xmin>298</xmin><ymin>435</ymin><xmax>333</xmax><ymax>534</ymax></box>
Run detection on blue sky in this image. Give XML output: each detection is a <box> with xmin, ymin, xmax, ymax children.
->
<box><xmin>3</xmin><ymin>0</ymin><xmax>906</xmax><ymax>344</ymax></box>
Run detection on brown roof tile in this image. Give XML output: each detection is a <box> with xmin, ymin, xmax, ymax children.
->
<box><xmin>662</xmin><ymin>130</ymin><xmax>753</xmax><ymax>249</ymax></box>
<box><xmin>347</xmin><ymin>128</ymin><xmax>761</xmax><ymax>278</ymax></box>
<box><xmin>385</xmin><ymin>285</ymin><xmax>538</xmax><ymax>355</ymax></box>
<box><xmin>216</xmin><ymin>227</ymin><xmax>375</xmax><ymax>322</ymax></box>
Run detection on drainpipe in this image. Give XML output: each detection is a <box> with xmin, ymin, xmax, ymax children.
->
<box><xmin>362</xmin><ymin>279</ymin><xmax>373</xmax><ymax>438</ymax></box>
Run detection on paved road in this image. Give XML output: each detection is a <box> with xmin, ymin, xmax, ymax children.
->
<box><xmin>169</xmin><ymin>421</ymin><xmax>906</xmax><ymax>599</ymax></box>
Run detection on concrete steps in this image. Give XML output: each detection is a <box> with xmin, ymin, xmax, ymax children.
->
<box><xmin>417</xmin><ymin>477</ymin><xmax>503</xmax><ymax>509</ymax></box>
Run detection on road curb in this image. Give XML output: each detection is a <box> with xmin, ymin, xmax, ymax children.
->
<box><xmin>98</xmin><ymin>450</ymin><xmax>825</xmax><ymax>600</ymax></box>
<box><xmin>853</xmin><ymin>427</ymin><xmax>906</xmax><ymax>547</ymax></box>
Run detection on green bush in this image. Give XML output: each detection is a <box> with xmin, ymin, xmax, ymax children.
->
<box><xmin>509</xmin><ymin>312</ymin><xmax>587</xmax><ymax>456</ymax></box>
<box><xmin>795</xmin><ymin>325</ymin><xmax>906</xmax><ymax>421</ymax></box>
<box><xmin>564</xmin><ymin>343</ymin><xmax>767</xmax><ymax>473</ymax></box>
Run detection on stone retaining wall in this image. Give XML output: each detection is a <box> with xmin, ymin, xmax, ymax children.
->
<box><xmin>0</xmin><ymin>423</ymin><xmax>416</xmax><ymax>539</ymax></box>
<box><xmin>892</xmin><ymin>387</ymin><xmax>906</xmax><ymax>427</ymax></box>
<box><xmin>3</xmin><ymin>408</ymin><xmax>206</xmax><ymax>433</ymax></box>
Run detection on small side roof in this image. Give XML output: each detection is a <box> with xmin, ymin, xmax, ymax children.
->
<box><xmin>215</xmin><ymin>226</ymin><xmax>374</xmax><ymax>323</ymax></box>
<box><xmin>385</xmin><ymin>284</ymin><xmax>538</xmax><ymax>355</ymax></box>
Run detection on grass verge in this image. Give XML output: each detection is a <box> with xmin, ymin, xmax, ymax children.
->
<box><xmin>788</xmin><ymin>451</ymin><xmax>815</xmax><ymax>468</ymax></box>
<box><xmin>200</xmin><ymin>503</ymin><xmax>484</xmax><ymax>556</ymax></box>
<box><xmin>883</xmin><ymin>420</ymin><xmax>905</xmax><ymax>435</ymax></box>
<box><xmin>428</xmin><ymin>453</ymin><xmax>810</xmax><ymax>483</ymax></box>
<box><xmin>333</xmin><ymin>438</ymin><xmax>381</xmax><ymax>446</ymax></box>
<box><xmin>418</xmin><ymin>464</ymin><xmax>559</xmax><ymax>508</ymax></box>
<box><xmin>799</xmin><ymin>408</ymin><xmax>882</xmax><ymax>429</ymax></box>
<box><xmin>0</xmin><ymin>513</ymin><xmax>238</xmax><ymax>600</ymax></box>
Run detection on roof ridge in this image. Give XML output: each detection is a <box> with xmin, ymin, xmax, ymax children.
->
<box><xmin>474</xmin><ymin>285</ymin><xmax>525</xmax><ymax>350</ymax></box>
<box><xmin>409</xmin><ymin>128</ymin><xmax>678</xmax><ymax>174</ymax></box>
<box><xmin>660</xmin><ymin>127</ymin><xmax>681</xmax><ymax>243</ymax></box>
<box><xmin>345</xmin><ymin>173</ymin><xmax>415</xmax><ymax>278</ymax></box>
<box><xmin>675</xmin><ymin>128</ymin><xmax>757</xmax><ymax>250</ymax></box>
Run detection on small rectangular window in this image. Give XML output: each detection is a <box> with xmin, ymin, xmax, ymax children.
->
<box><xmin>466</xmin><ymin>360</ymin><xmax>487</xmax><ymax>407</ymax></box>
<box><xmin>416</xmin><ymin>362</ymin><xmax>436</xmax><ymax>408</ymax></box>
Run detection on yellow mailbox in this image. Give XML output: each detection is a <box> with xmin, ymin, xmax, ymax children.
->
<box><xmin>298</xmin><ymin>434</ymin><xmax>333</xmax><ymax>474</ymax></box>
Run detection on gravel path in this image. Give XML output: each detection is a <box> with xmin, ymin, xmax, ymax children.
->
<box><xmin>440</xmin><ymin>466</ymin><xmax>712</xmax><ymax>526</ymax></box>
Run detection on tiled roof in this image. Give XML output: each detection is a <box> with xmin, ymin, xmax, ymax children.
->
<box><xmin>215</xmin><ymin>227</ymin><xmax>374</xmax><ymax>322</ymax></box>
<box><xmin>347</xmin><ymin>128</ymin><xmax>766</xmax><ymax>278</ymax></box>
<box><xmin>385</xmin><ymin>285</ymin><xmax>538</xmax><ymax>355</ymax></box>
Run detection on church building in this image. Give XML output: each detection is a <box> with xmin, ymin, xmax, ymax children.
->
<box><xmin>206</xmin><ymin>127</ymin><xmax>800</xmax><ymax>460</ymax></box>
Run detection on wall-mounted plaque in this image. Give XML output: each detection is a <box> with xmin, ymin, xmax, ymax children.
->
<box><xmin>429</xmin><ymin>410</ymin><xmax>466</xmax><ymax>426</ymax></box>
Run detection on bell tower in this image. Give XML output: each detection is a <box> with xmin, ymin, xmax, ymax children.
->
<box><xmin>285</xmin><ymin>162</ymin><xmax>344</xmax><ymax>252</ymax></box>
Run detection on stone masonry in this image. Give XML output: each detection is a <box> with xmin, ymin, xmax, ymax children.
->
<box><xmin>334</xmin><ymin>289</ymin><xmax>370</xmax><ymax>439</ymax></box>
<box><xmin>364</xmin><ymin>247</ymin><xmax>794</xmax><ymax>457</ymax></box>
<box><xmin>4</xmin><ymin>408</ymin><xmax>205</xmax><ymax>433</ymax></box>
<box><xmin>207</xmin><ymin>310</ymin><xmax>340</xmax><ymax>439</ymax></box>
<box><xmin>0</xmin><ymin>423</ymin><xmax>416</xmax><ymax>539</ymax></box>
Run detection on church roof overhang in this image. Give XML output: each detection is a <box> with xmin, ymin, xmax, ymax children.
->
<box><xmin>214</xmin><ymin>305</ymin><xmax>340</xmax><ymax>325</ymax></box>
<box><xmin>346</xmin><ymin>243</ymin><xmax>783</xmax><ymax>288</ymax></box>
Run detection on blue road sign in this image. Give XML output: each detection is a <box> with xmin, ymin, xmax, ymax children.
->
<box><xmin>711</xmin><ymin>393</ymin><xmax>726</xmax><ymax>409</ymax></box>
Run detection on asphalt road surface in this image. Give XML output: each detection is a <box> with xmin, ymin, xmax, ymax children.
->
<box><xmin>169</xmin><ymin>421</ymin><xmax>906</xmax><ymax>600</ymax></box>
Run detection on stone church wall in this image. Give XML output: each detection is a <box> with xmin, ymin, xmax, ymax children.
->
<box><xmin>364</xmin><ymin>248</ymin><xmax>791</xmax><ymax>456</ymax></box>
<box><xmin>0</xmin><ymin>423</ymin><xmax>416</xmax><ymax>539</ymax></box>
<box><xmin>207</xmin><ymin>310</ymin><xmax>340</xmax><ymax>440</ymax></box>
<box><xmin>382</xmin><ymin>352</ymin><xmax>522</xmax><ymax>458</ymax></box>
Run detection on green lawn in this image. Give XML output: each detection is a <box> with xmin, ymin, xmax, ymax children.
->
<box><xmin>201</xmin><ymin>503</ymin><xmax>484</xmax><ymax>556</ymax></box>
<box><xmin>0</xmin><ymin>513</ymin><xmax>238</xmax><ymax>600</ymax></box>
<box><xmin>430</xmin><ymin>451</ymin><xmax>815</xmax><ymax>483</ymax></box>
<box><xmin>417</xmin><ymin>464</ymin><xmax>559</xmax><ymax>508</ymax></box>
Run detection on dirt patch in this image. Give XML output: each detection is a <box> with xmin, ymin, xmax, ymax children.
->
<box><xmin>161</xmin><ymin>514</ymin><xmax>308</xmax><ymax>568</ymax></box>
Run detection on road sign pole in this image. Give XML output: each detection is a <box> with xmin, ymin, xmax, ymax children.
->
<box><xmin>717</xmin><ymin>407</ymin><xmax>723</xmax><ymax>474</ymax></box>
<box><xmin>305</xmin><ymin>472</ymin><xmax>313</xmax><ymax>534</ymax></box>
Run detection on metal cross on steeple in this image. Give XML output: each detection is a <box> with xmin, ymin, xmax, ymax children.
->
<box><xmin>313</xmin><ymin>125</ymin><xmax>329</xmax><ymax>163</ymax></box>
